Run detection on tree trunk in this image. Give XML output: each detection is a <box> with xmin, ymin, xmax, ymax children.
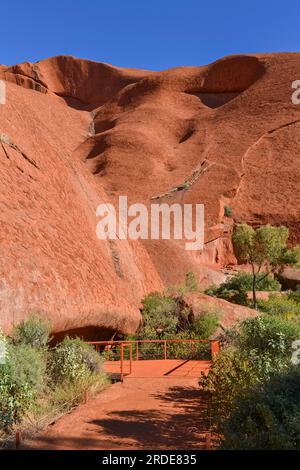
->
<box><xmin>252</xmin><ymin>272</ymin><xmax>257</xmax><ymax>310</ymax></box>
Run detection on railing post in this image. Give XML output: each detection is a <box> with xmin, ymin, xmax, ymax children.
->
<box><xmin>211</xmin><ymin>340</ymin><xmax>220</xmax><ymax>359</ymax></box>
<box><xmin>205</xmin><ymin>433</ymin><xmax>212</xmax><ymax>450</ymax></box>
<box><xmin>136</xmin><ymin>341</ymin><xmax>139</xmax><ymax>361</ymax></box>
<box><xmin>15</xmin><ymin>430</ymin><xmax>21</xmax><ymax>450</ymax></box>
<box><xmin>120</xmin><ymin>343</ymin><xmax>124</xmax><ymax>382</ymax></box>
<box><xmin>164</xmin><ymin>340</ymin><xmax>167</xmax><ymax>360</ymax></box>
<box><xmin>129</xmin><ymin>344</ymin><xmax>133</xmax><ymax>374</ymax></box>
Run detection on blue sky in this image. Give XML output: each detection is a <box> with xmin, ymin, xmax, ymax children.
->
<box><xmin>1</xmin><ymin>0</ymin><xmax>299</xmax><ymax>70</ymax></box>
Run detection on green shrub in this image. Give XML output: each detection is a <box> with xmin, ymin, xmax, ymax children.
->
<box><xmin>205</xmin><ymin>272</ymin><xmax>281</xmax><ymax>306</ymax></box>
<box><xmin>0</xmin><ymin>371</ymin><xmax>34</xmax><ymax>431</ymax></box>
<box><xmin>140</xmin><ymin>292</ymin><xmax>179</xmax><ymax>339</ymax></box>
<box><xmin>190</xmin><ymin>312</ymin><xmax>219</xmax><ymax>340</ymax></box>
<box><xmin>7</xmin><ymin>343</ymin><xmax>47</xmax><ymax>393</ymax></box>
<box><xmin>12</xmin><ymin>314</ymin><xmax>51</xmax><ymax>349</ymax></box>
<box><xmin>222</xmin><ymin>367</ymin><xmax>300</xmax><ymax>449</ymax></box>
<box><xmin>0</xmin><ymin>343</ymin><xmax>46</xmax><ymax>431</ymax></box>
<box><xmin>258</xmin><ymin>294</ymin><xmax>300</xmax><ymax>319</ymax></box>
<box><xmin>200</xmin><ymin>315</ymin><xmax>299</xmax><ymax>427</ymax></box>
<box><xmin>185</xmin><ymin>272</ymin><xmax>198</xmax><ymax>292</ymax></box>
<box><xmin>50</xmin><ymin>372</ymin><xmax>109</xmax><ymax>410</ymax></box>
<box><xmin>236</xmin><ymin>315</ymin><xmax>300</xmax><ymax>360</ymax></box>
<box><xmin>200</xmin><ymin>348</ymin><xmax>262</xmax><ymax>424</ymax></box>
<box><xmin>224</xmin><ymin>205</ymin><xmax>233</xmax><ymax>217</ymax></box>
<box><xmin>167</xmin><ymin>330</ymin><xmax>211</xmax><ymax>360</ymax></box>
<box><xmin>50</xmin><ymin>337</ymin><xmax>102</xmax><ymax>384</ymax></box>
<box><xmin>287</xmin><ymin>289</ymin><xmax>300</xmax><ymax>304</ymax></box>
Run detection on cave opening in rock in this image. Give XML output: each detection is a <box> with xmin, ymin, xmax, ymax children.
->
<box><xmin>50</xmin><ymin>325</ymin><xmax>119</xmax><ymax>345</ymax></box>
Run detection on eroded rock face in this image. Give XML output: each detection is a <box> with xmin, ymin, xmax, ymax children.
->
<box><xmin>0</xmin><ymin>53</ymin><xmax>299</xmax><ymax>336</ymax></box>
<box><xmin>183</xmin><ymin>292</ymin><xmax>258</xmax><ymax>332</ymax></box>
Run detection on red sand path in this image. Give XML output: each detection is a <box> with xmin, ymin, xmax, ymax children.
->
<box><xmin>27</xmin><ymin>361</ymin><xmax>212</xmax><ymax>450</ymax></box>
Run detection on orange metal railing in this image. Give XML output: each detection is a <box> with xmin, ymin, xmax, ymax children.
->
<box><xmin>88</xmin><ymin>339</ymin><xmax>220</xmax><ymax>381</ymax></box>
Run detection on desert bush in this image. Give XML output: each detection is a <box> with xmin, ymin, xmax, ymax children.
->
<box><xmin>205</xmin><ymin>272</ymin><xmax>281</xmax><ymax>306</ymax></box>
<box><xmin>258</xmin><ymin>294</ymin><xmax>300</xmax><ymax>319</ymax></box>
<box><xmin>200</xmin><ymin>348</ymin><xmax>262</xmax><ymax>424</ymax></box>
<box><xmin>190</xmin><ymin>312</ymin><xmax>219</xmax><ymax>340</ymax></box>
<box><xmin>12</xmin><ymin>314</ymin><xmax>51</xmax><ymax>349</ymax></box>
<box><xmin>50</xmin><ymin>337</ymin><xmax>102</xmax><ymax>384</ymax></box>
<box><xmin>0</xmin><ymin>371</ymin><xmax>34</xmax><ymax>431</ymax></box>
<box><xmin>200</xmin><ymin>315</ymin><xmax>299</xmax><ymax>426</ymax></box>
<box><xmin>7</xmin><ymin>343</ymin><xmax>47</xmax><ymax>393</ymax></box>
<box><xmin>167</xmin><ymin>330</ymin><xmax>211</xmax><ymax>360</ymax></box>
<box><xmin>185</xmin><ymin>271</ymin><xmax>198</xmax><ymax>292</ymax></box>
<box><xmin>236</xmin><ymin>315</ymin><xmax>299</xmax><ymax>360</ymax></box>
<box><xmin>50</xmin><ymin>372</ymin><xmax>108</xmax><ymax>409</ymax></box>
<box><xmin>224</xmin><ymin>205</ymin><xmax>233</xmax><ymax>217</ymax></box>
<box><xmin>222</xmin><ymin>366</ymin><xmax>300</xmax><ymax>449</ymax></box>
<box><xmin>0</xmin><ymin>343</ymin><xmax>47</xmax><ymax>431</ymax></box>
<box><xmin>140</xmin><ymin>292</ymin><xmax>179</xmax><ymax>339</ymax></box>
<box><xmin>287</xmin><ymin>289</ymin><xmax>300</xmax><ymax>304</ymax></box>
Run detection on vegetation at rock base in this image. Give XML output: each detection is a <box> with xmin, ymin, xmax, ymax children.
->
<box><xmin>205</xmin><ymin>271</ymin><xmax>281</xmax><ymax>306</ymax></box>
<box><xmin>123</xmin><ymin>273</ymin><xmax>219</xmax><ymax>360</ymax></box>
<box><xmin>200</xmin><ymin>312</ymin><xmax>300</xmax><ymax>449</ymax></box>
<box><xmin>221</xmin><ymin>366</ymin><xmax>300</xmax><ymax>449</ymax></box>
<box><xmin>202</xmin><ymin>225</ymin><xmax>300</xmax><ymax>449</ymax></box>
<box><xmin>232</xmin><ymin>224</ymin><xmax>299</xmax><ymax>309</ymax></box>
<box><xmin>0</xmin><ymin>316</ymin><xmax>108</xmax><ymax>442</ymax></box>
<box><xmin>11</xmin><ymin>314</ymin><xmax>51</xmax><ymax>349</ymax></box>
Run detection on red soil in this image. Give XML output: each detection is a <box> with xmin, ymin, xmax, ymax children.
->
<box><xmin>27</xmin><ymin>375</ymin><xmax>212</xmax><ymax>450</ymax></box>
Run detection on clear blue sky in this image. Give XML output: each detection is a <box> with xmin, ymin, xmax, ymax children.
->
<box><xmin>1</xmin><ymin>0</ymin><xmax>300</xmax><ymax>70</ymax></box>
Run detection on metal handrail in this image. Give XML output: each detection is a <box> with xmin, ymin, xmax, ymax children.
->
<box><xmin>87</xmin><ymin>339</ymin><xmax>220</xmax><ymax>381</ymax></box>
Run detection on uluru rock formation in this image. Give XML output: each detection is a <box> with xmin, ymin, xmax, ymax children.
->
<box><xmin>0</xmin><ymin>53</ymin><xmax>299</xmax><ymax>337</ymax></box>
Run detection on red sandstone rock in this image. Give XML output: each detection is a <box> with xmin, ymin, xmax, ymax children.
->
<box><xmin>183</xmin><ymin>292</ymin><xmax>258</xmax><ymax>331</ymax></box>
<box><xmin>0</xmin><ymin>53</ymin><xmax>299</xmax><ymax>336</ymax></box>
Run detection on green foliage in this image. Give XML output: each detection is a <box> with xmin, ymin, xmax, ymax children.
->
<box><xmin>0</xmin><ymin>319</ymin><xmax>108</xmax><ymax>436</ymax></box>
<box><xmin>140</xmin><ymin>292</ymin><xmax>179</xmax><ymax>339</ymax></box>
<box><xmin>205</xmin><ymin>272</ymin><xmax>280</xmax><ymax>306</ymax></box>
<box><xmin>185</xmin><ymin>272</ymin><xmax>198</xmax><ymax>292</ymax></box>
<box><xmin>224</xmin><ymin>205</ymin><xmax>233</xmax><ymax>217</ymax></box>
<box><xmin>236</xmin><ymin>315</ymin><xmax>299</xmax><ymax>359</ymax></box>
<box><xmin>139</xmin><ymin>291</ymin><xmax>219</xmax><ymax>342</ymax></box>
<box><xmin>232</xmin><ymin>224</ymin><xmax>291</xmax><ymax>268</ymax></box>
<box><xmin>191</xmin><ymin>313</ymin><xmax>219</xmax><ymax>340</ymax></box>
<box><xmin>12</xmin><ymin>314</ymin><xmax>51</xmax><ymax>349</ymax></box>
<box><xmin>200</xmin><ymin>315</ymin><xmax>299</xmax><ymax>426</ymax></box>
<box><xmin>232</xmin><ymin>223</ymin><xmax>298</xmax><ymax>309</ymax></box>
<box><xmin>166</xmin><ymin>271</ymin><xmax>200</xmax><ymax>297</ymax></box>
<box><xmin>200</xmin><ymin>348</ymin><xmax>262</xmax><ymax>423</ymax></box>
<box><xmin>0</xmin><ymin>371</ymin><xmax>34</xmax><ymax>431</ymax></box>
<box><xmin>7</xmin><ymin>343</ymin><xmax>47</xmax><ymax>393</ymax></box>
<box><xmin>0</xmin><ymin>343</ymin><xmax>47</xmax><ymax>431</ymax></box>
<box><xmin>50</xmin><ymin>337</ymin><xmax>102</xmax><ymax>384</ymax></box>
<box><xmin>258</xmin><ymin>294</ymin><xmax>300</xmax><ymax>319</ymax></box>
<box><xmin>50</xmin><ymin>373</ymin><xmax>109</xmax><ymax>410</ymax></box>
<box><xmin>287</xmin><ymin>289</ymin><xmax>300</xmax><ymax>304</ymax></box>
<box><xmin>222</xmin><ymin>367</ymin><xmax>300</xmax><ymax>449</ymax></box>
<box><xmin>167</xmin><ymin>330</ymin><xmax>212</xmax><ymax>360</ymax></box>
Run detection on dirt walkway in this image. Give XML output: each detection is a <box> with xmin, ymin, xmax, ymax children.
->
<box><xmin>27</xmin><ymin>377</ymin><xmax>211</xmax><ymax>450</ymax></box>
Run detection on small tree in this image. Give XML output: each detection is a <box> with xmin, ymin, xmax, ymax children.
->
<box><xmin>232</xmin><ymin>224</ymin><xmax>299</xmax><ymax>309</ymax></box>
